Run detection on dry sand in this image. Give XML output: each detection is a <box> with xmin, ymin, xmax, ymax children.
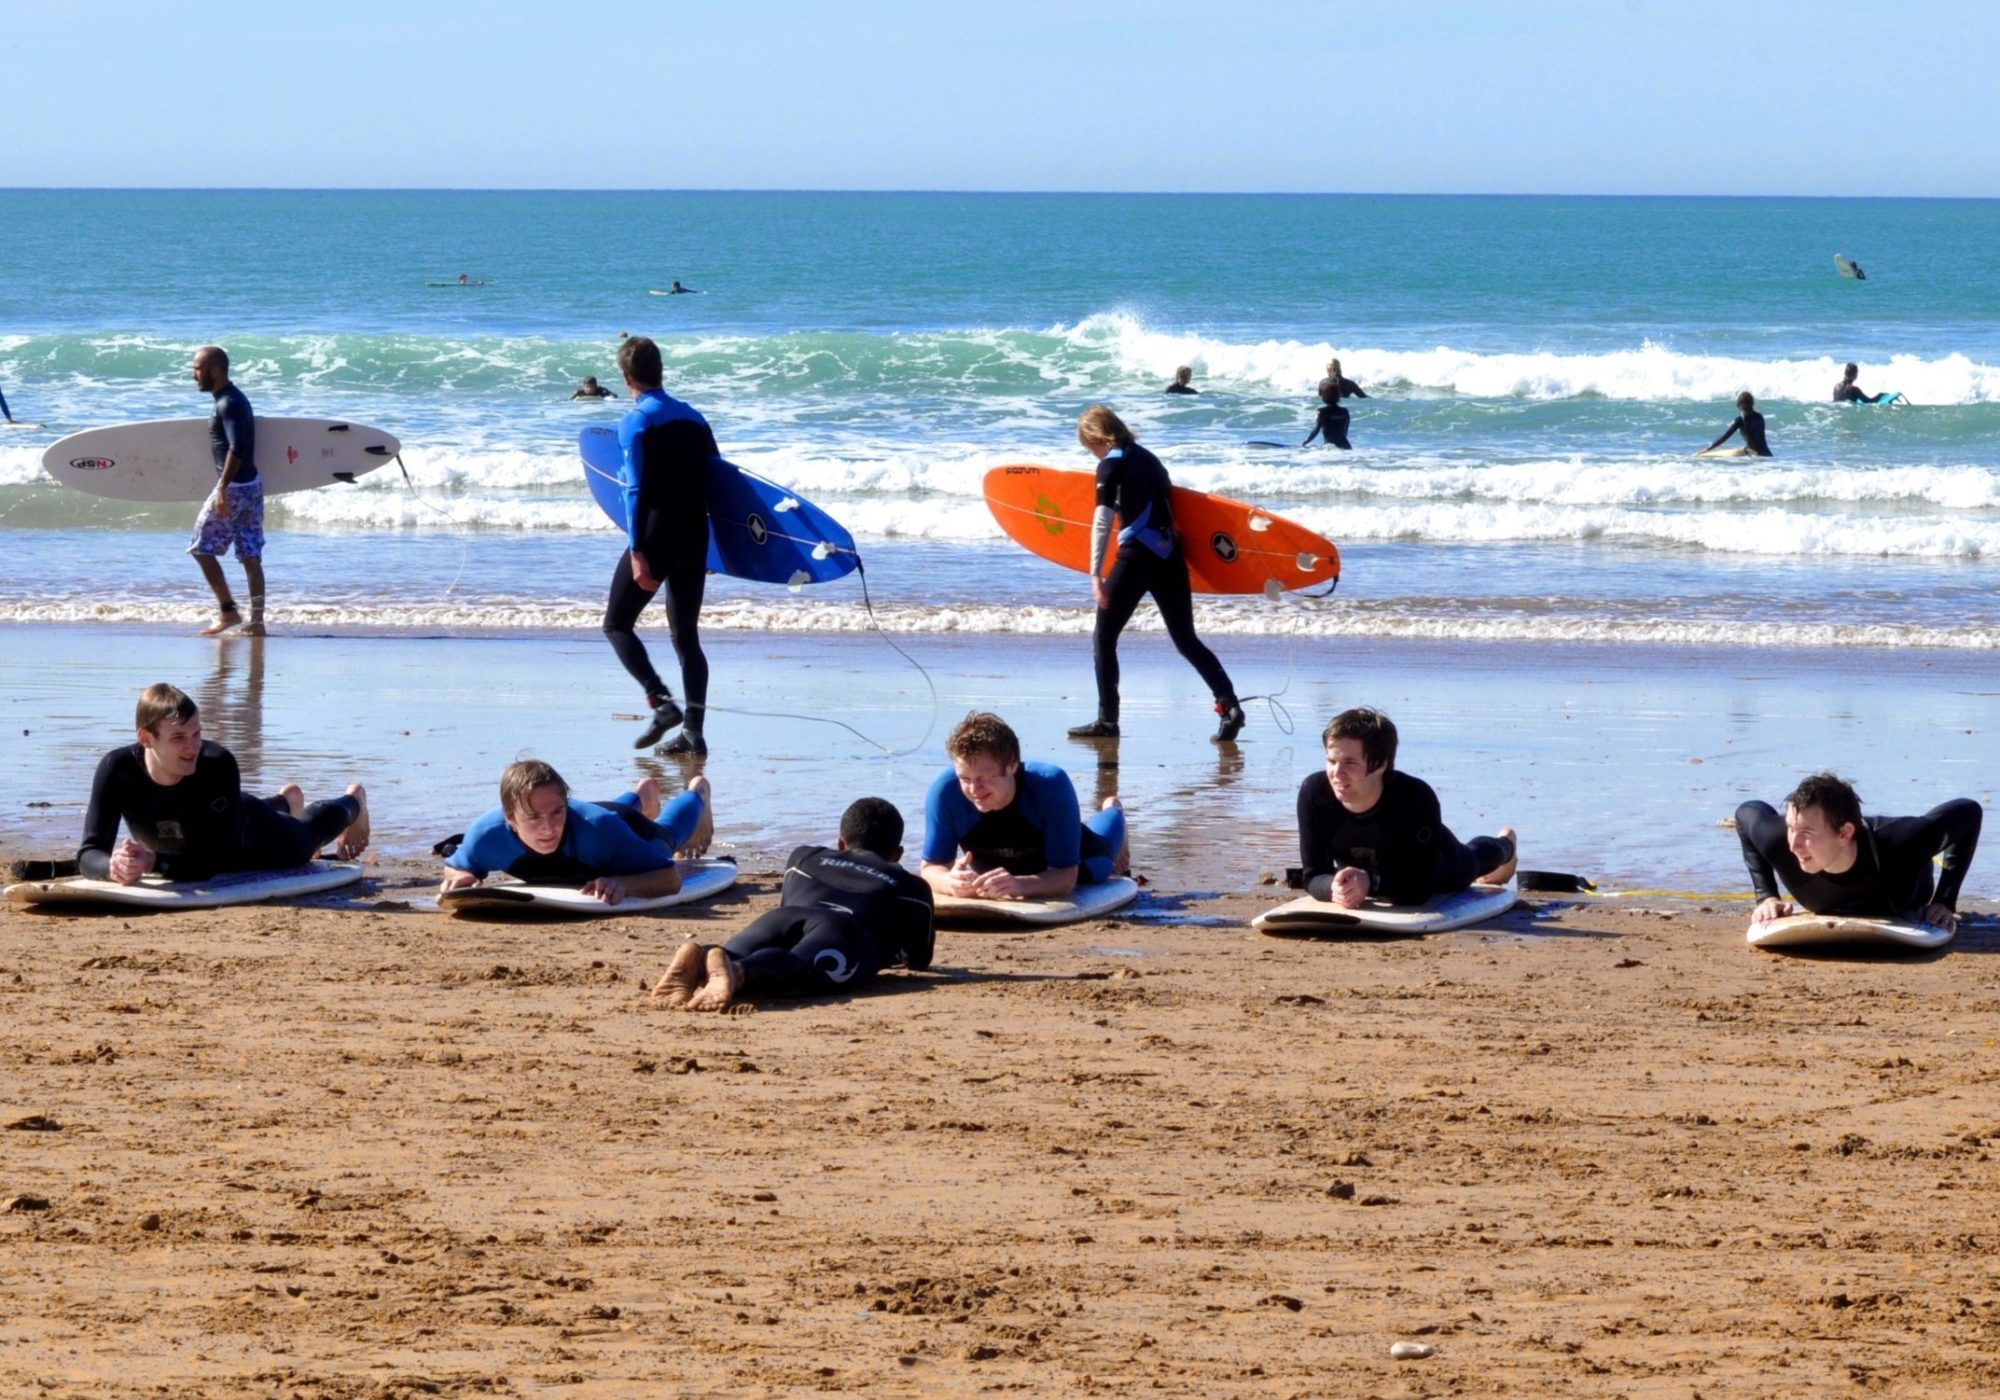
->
<box><xmin>4</xmin><ymin>863</ymin><xmax>1998</xmax><ymax>1397</ymax></box>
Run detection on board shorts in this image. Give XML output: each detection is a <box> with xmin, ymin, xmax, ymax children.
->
<box><xmin>187</xmin><ymin>480</ymin><xmax>266</xmax><ymax>560</ymax></box>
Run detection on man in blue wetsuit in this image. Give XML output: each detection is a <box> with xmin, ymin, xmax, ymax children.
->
<box><xmin>650</xmin><ymin>796</ymin><xmax>935</xmax><ymax>1013</ymax></box>
<box><xmin>438</xmin><ymin>760</ymin><xmax>712</xmax><ymax>905</ymax></box>
<box><xmin>603</xmin><ymin>335</ymin><xmax>718</xmax><ymax>756</ymax></box>
<box><xmin>921</xmin><ymin>711</ymin><xmax>1127</xmax><ymax>900</ymax></box>
<box><xmin>188</xmin><ymin>346</ymin><xmax>267</xmax><ymax>636</ymax></box>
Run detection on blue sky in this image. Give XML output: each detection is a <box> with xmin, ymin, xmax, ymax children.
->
<box><xmin>9</xmin><ymin>1</ymin><xmax>1996</xmax><ymax>195</ymax></box>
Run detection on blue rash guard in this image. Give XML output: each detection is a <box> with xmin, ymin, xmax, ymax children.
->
<box><xmin>209</xmin><ymin>383</ymin><xmax>258</xmax><ymax>485</ymax></box>
<box><xmin>923</xmin><ymin>761</ymin><xmax>1125</xmax><ymax>885</ymax></box>
<box><xmin>446</xmin><ymin>790</ymin><xmax>702</xmax><ymax>885</ymax></box>
<box><xmin>617</xmin><ymin>386</ymin><xmax>716</xmax><ymax>564</ymax></box>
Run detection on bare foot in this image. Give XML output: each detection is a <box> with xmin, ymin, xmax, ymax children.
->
<box><xmin>335</xmin><ymin>783</ymin><xmax>371</xmax><ymax>861</ymax></box>
<box><xmin>198</xmin><ymin>608</ymin><xmax>242</xmax><ymax>637</ymax></box>
<box><xmin>684</xmin><ymin>946</ymin><xmax>741</xmax><ymax>1013</ymax></box>
<box><xmin>648</xmin><ymin>941</ymin><xmax>706</xmax><ymax>1008</ymax></box>
<box><xmin>1103</xmin><ymin>796</ymin><xmax>1131</xmax><ymax>877</ymax></box>
<box><xmin>240</xmin><ymin>621</ymin><xmax>267</xmax><ymax>637</ymax></box>
<box><xmin>632</xmin><ymin>774</ymin><xmax>663</xmax><ymax>821</ymax></box>
<box><xmin>678</xmin><ymin>775</ymin><xmax>714</xmax><ymax>859</ymax></box>
<box><xmin>1480</xmin><ymin>827</ymin><xmax>1519</xmax><ymax>886</ymax></box>
<box><xmin>277</xmin><ymin>783</ymin><xmax>305</xmax><ymax>819</ymax></box>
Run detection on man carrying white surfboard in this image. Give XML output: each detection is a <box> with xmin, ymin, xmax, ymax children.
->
<box><xmin>187</xmin><ymin>346</ymin><xmax>267</xmax><ymax>636</ymax></box>
<box><xmin>1299</xmin><ymin>707</ymin><xmax>1517</xmax><ymax>908</ymax></box>
<box><xmin>1737</xmin><ymin>774</ymin><xmax>1981</xmax><ymax>935</ymax></box>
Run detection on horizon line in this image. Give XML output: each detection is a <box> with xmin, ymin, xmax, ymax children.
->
<box><xmin>2</xmin><ymin>186</ymin><xmax>1994</xmax><ymax>202</ymax></box>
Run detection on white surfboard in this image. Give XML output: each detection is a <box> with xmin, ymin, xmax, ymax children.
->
<box><xmin>42</xmin><ymin>418</ymin><xmax>400</xmax><ymax>502</ymax></box>
<box><xmin>5</xmin><ymin>860</ymin><xmax>362</xmax><ymax>911</ymax></box>
<box><xmin>1254</xmin><ymin>884</ymin><xmax>1517</xmax><ymax>938</ymax></box>
<box><xmin>932</xmin><ymin>876</ymin><xmax>1140</xmax><ymax>928</ymax></box>
<box><xmin>1833</xmin><ymin>253</ymin><xmax>1864</xmax><ymax>279</ymax></box>
<box><xmin>1747</xmin><ymin>912</ymin><xmax>1951</xmax><ymax>951</ymax></box>
<box><xmin>437</xmin><ymin>858</ymin><xmax>737</xmax><ymax>917</ymax></box>
<box><xmin>1694</xmin><ymin>446</ymin><xmax>1753</xmax><ymax>458</ymax></box>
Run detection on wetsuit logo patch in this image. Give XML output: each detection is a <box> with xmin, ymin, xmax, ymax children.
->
<box><xmin>1210</xmin><ymin>531</ymin><xmax>1239</xmax><ymax>563</ymax></box>
<box><xmin>68</xmin><ymin>457</ymin><xmax>116</xmax><ymax>472</ymax></box>
<box><xmin>1033</xmin><ymin>493</ymin><xmax>1066</xmax><ymax>536</ymax></box>
<box><xmin>746</xmin><ymin>513</ymin><xmax>769</xmax><ymax>546</ymax></box>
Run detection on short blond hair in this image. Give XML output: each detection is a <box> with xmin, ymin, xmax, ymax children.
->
<box><xmin>946</xmin><ymin>711</ymin><xmax>1020</xmax><ymax>769</ymax></box>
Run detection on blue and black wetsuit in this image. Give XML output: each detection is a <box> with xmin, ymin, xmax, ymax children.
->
<box><xmin>1714</xmin><ymin>411</ymin><xmax>1772</xmax><ymax>456</ymax></box>
<box><xmin>209</xmin><ymin>383</ymin><xmax>259</xmax><ymax>484</ymax></box>
<box><xmin>1088</xmin><ymin>443</ymin><xmax>1237</xmax><ymax>726</ymax></box>
<box><xmin>1297</xmin><ymin>769</ymin><xmax>1512</xmax><ymax>905</ymax></box>
<box><xmin>604</xmin><ymin>387</ymin><xmax>717</xmax><ymax>731</ymax></box>
<box><xmin>1735</xmin><ymin>799</ymin><xmax>1981</xmax><ymax>916</ymax></box>
<box><xmin>923</xmin><ymin>760</ymin><xmax>1124</xmax><ymax>885</ymax></box>
<box><xmin>446</xmin><ymin>789</ymin><xmax>704</xmax><ymax>885</ymax></box>
<box><xmin>723</xmin><ymin>845</ymin><xmax>935</xmax><ymax>999</ymax></box>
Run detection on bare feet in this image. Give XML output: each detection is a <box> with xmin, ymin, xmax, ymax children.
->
<box><xmin>334</xmin><ymin>783</ymin><xmax>371</xmax><ymax>861</ymax></box>
<box><xmin>678</xmin><ymin>774</ymin><xmax>714</xmax><ymax>859</ymax></box>
<box><xmin>1480</xmin><ymin>827</ymin><xmax>1519</xmax><ymax>886</ymax></box>
<box><xmin>240</xmin><ymin>621</ymin><xmax>267</xmax><ymax>637</ymax></box>
<box><xmin>1103</xmin><ymin>796</ymin><xmax>1131</xmax><ymax>877</ymax></box>
<box><xmin>684</xmin><ymin>946</ymin><xmax>742</xmax><ymax>1013</ymax></box>
<box><xmin>632</xmin><ymin>774</ymin><xmax>663</xmax><ymax>821</ymax></box>
<box><xmin>277</xmin><ymin>783</ymin><xmax>305</xmax><ymax>819</ymax></box>
<box><xmin>648</xmin><ymin>941</ymin><xmax>706</xmax><ymax>1008</ymax></box>
<box><xmin>198</xmin><ymin>608</ymin><xmax>242</xmax><ymax>637</ymax></box>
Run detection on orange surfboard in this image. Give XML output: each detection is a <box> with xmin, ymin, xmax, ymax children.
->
<box><xmin>983</xmin><ymin>464</ymin><xmax>1339</xmax><ymax>596</ymax></box>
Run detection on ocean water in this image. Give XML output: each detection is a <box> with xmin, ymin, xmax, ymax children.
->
<box><xmin>2</xmin><ymin>191</ymin><xmax>1998</xmax><ymax>648</ymax></box>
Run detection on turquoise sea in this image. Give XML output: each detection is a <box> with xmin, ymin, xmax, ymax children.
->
<box><xmin>2</xmin><ymin>190</ymin><xmax>1998</xmax><ymax>647</ymax></box>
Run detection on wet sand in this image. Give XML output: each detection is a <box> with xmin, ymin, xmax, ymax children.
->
<box><xmin>3</xmin><ymin>863</ymin><xmax>1999</xmax><ymax>1396</ymax></box>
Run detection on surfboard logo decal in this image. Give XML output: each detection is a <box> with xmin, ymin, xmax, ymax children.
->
<box><xmin>1210</xmin><ymin>531</ymin><xmax>1239</xmax><ymax>562</ymax></box>
<box><xmin>1034</xmin><ymin>493</ymin><xmax>1066</xmax><ymax>536</ymax></box>
<box><xmin>746</xmin><ymin>513</ymin><xmax>769</xmax><ymax>546</ymax></box>
<box><xmin>68</xmin><ymin>457</ymin><xmax>116</xmax><ymax>472</ymax></box>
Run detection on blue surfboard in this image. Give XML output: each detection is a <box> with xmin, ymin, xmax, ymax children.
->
<box><xmin>580</xmin><ymin>426</ymin><xmax>859</xmax><ymax>586</ymax></box>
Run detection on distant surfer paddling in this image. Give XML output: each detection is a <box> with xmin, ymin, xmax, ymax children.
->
<box><xmin>438</xmin><ymin>760</ymin><xmax>712</xmax><ymax>905</ymax></box>
<box><xmin>924</xmin><ymin>712</ymin><xmax>1129</xmax><ymax>901</ymax></box>
<box><xmin>650</xmin><ymin>797</ymin><xmax>933</xmax><ymax>1013</ymax></box>
<box><xmin>668</xmin><ymin>280</ymin><xmax>693</xmax><ymax>294</ymax></box>
<box><xmin>1703</xmin><ymin>391</ymin><xmax>1772</xmax><ymax>457</ymax></box>
<box><xmin>1299</xmin><ymin>707</ymin><xmax>1518</xmax><ymax>907</ymax></box>
<box><xmin>1066</xmin><ymin>405</ymin><xmax>1245</xmax><ymax>743</ymax></box>
<box><xmin>1833</xmin><ymin>362</ymin><xmax>1896</xmax><ymax>405</ymax></box>
<box><xmin>1164</xmin><ymin>366</ymin><xmax>1198</xmax><ymax>395</ymax></box>
<box><xmin>570</xmin><ymin>376</ymin><xmax>619</xmax><ymax>401</ymax></box>
<box><xmin>604</xmin><ymin>334</ymin><xmax>717</xmax><ymax>757</ymax></box>
<box><xmin>79</xmin><ymin>683</ymin><xmax>369</xmax><ymax>884</ymax></box>
<box><xmin>1737</xmin><ymin>773</ymin><xmax>1981</xmax><ymax>935</ymax></box>
<box><xmin>188</xmin><ymin>346</ymin><xmax>267</xmax><ymax>637</ymax></box>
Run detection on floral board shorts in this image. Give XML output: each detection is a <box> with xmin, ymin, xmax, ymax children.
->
<box><xmin>187</xmin><ymin>479</ymin><xmax>266</xmax><ymax>560</ymax></box>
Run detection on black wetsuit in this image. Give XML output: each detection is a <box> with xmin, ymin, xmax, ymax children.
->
<box><xmin>1297</xmin><ymin>770</ymin><xmax>1511</xmax><ymax>905</ymax></box>
<box><xmin>1833</xmin><ymin>381</ymin><xmax>1876</xmax><ymax>404</ymax></box>
<box><xmin>723</xmin><ymin>845</ymin><xmax>935</xmax><ymax>999</ymax></box>
<box><xmin>1303</xmin><ymin>403</ymin><xmax>1352</xmax><ymax>450</ymax></box>
<box><xmin>1719</xmin><ymin>411</ymin><xmax>1772</xmax><ymax>456</ymax></box>
<box><xmin>1735</xmin><ymin>799</ymin><xmax>1982</xmax><ymax>916</ymax></box>
<box><xmin>1090</xmin><ymin>443</ymin><xmax>1236</xmax><ymax>724</ymax></box>
<box><xmin>1316</xmin><ymin>375</ymin><xmax>1368</xmax><ymax>402</ymax></box>
<box><xmin>1164</xmin><ymin>382</ymin><xmax>1198</xmax><ymax>395</ymax></box>
<box><xmin>78</xmin><ymin>742</ymin><xmax>356</xmax><ymax>881</ymax></box>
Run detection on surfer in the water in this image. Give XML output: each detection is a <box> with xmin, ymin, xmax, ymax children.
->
<box><xmin>0</xmin><ymin>383</ymin><xmax>14</xmax><ymax>423</ymax></box>
<box><xmin>1704</xmin><ymin>391</ymin><xmax>1772</xmax><ymax>457</ymax></box>
<box><xmin>188</xmin><ymin>346</ymin><xmax>267</xmax><ymax>637</ymax></box>
<box><xmin>603</xmin><ymin>334</ymin><xmax>717</xmax><ymax>756</ymax></box>
<box><xmin>1299</xmin><ymin>707</ymin><xmax>1518</xmax><ymax>907</ymax></box>
<box><xmin>667</xmin><ymin>280</ymin><xmax>693</xmax><ymax>294</ymax></box>
<box><xmin>923</xmin><ymin>711</ymin><xmax>1128</xmax><ymax>900</ymax></box>
<box><xmin>1165</xmin><ymin>366</ymin><xmax>1199</xmax><ymax>395</ymax></box>
<box><xmin>1737</xmin><ymin>773</ymin><xmax>1981</xmax><ymax>935</ymax></box>
<box><xmin>650</xmin><ymin>796</ymin><xmax>933</xmax><ymax>1013</ymax></box>
<box><xmin>1833</xmin><ymin>362</ymin><xmax>1894</xmax><ymax>405</ymax></box>
<box><xmin>438</xmin><ymin>760</ymin><xmax>711</xmax><ymax>905</ymax></box>
<box><xmin>1065</xmin><ymin>405</ymin><xmax>1246</xmax><ymax>742</ymax></box>
<box><xmin>1300</xmin><ymin>379</ymin><xmax>1353</xmax><ymax>450</ymax></box>
<box><xmin>1316</xmin><ymin>358</ymin><xmax>1368</xmax><ymax>404</ymax></box>
<box><xmin>570</xmin><ymin>376</ymin><xmax>618</xmax><ymax>400</ymax></box>
<box><xmin>79</xmin><ymin>683</ymin><xmax>370</xmax><ymax>884</ymax></box>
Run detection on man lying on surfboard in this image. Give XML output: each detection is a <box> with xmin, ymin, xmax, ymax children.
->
<box><xmin>1299</xmin><ymin>707</ymin><xmax>1517</xmax><ymax>908</ymax></box>
<box><xmin>438</xmin><ymin>760</ymin><xmax>712</xmax><ymax>906</ymax></box>
<box><xmin>80</xmin><ymin>683</ymin><xmax>369</xmax><ymax>884</ymax></box>
<box><xmin>1737</xmin><ymin>773</ymin><xmax>1981</xmax><ymax>935</ymax></box>
<box><xmin>922</xmin><ymin>711</ymin><xmax>1128</xmax><ymax>901</ymax></box>
<box><xmin>1703</xmin><ymin>391</ymin><xmax>1772</xmax><ymax>457</ymax></box>
<box><xmin>649</xmin><ymin>796</ymin><xmax>934</xmax><ymax>1013</ymax></box>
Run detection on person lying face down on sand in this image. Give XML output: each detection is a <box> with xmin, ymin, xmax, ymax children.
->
<box><xmin>919</xmin><ymin>711</ymin><xmax>1129</xmax><ymax>902</ymax></box>
<box><xmin>1299</xmin><ymin>706</ymin><xmax>1517</xmax><ymax>909</ymax></box>
<box><xmin>1737</xmin><ymin>772</ymin><xmax>1981</xmax><ymax>935</ymax></box>
<box><xmin>649</xmin><ymin>797</ymin><xmax>935</xmax><ymax>1014</ymax></box>
<box><xmin>438</xmin><ymin>760</ymin><xmax>712</xmax><ymax>906</ymax></box>
<box><xmin>79</xmin><ymin>682</ymin><xmax>370</xmax><ymax>884</ymax></box>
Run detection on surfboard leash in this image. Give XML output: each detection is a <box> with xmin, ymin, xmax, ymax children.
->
<box><xmin>389</xmin><ymin>451</ymin><xmax>470</xmax><ymax>599</ymax></box>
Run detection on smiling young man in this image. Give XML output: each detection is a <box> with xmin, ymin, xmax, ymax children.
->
<box><xmin>1736</xmin><ymin>773</ymin><xmax>1981</xmax><ymax>934</ymax></box>
<box><xmin>1298</xmin><ymin>707</ymin><xmax>1516</xmax><ymax>908</ymax></box>
<box><xmin>438</xmin><ymin>760</ymin><xmax>712</xmax><ymax>906</ymax></box>
<box><xmin>921</xmin><ymin>712</ymin><xmax>1127</xmax><ymax>901</ymax></box>
<box><xmin>80</xmin><ymin>683</ymin><xmax>368</xmax><ymax>883</ymax></box>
